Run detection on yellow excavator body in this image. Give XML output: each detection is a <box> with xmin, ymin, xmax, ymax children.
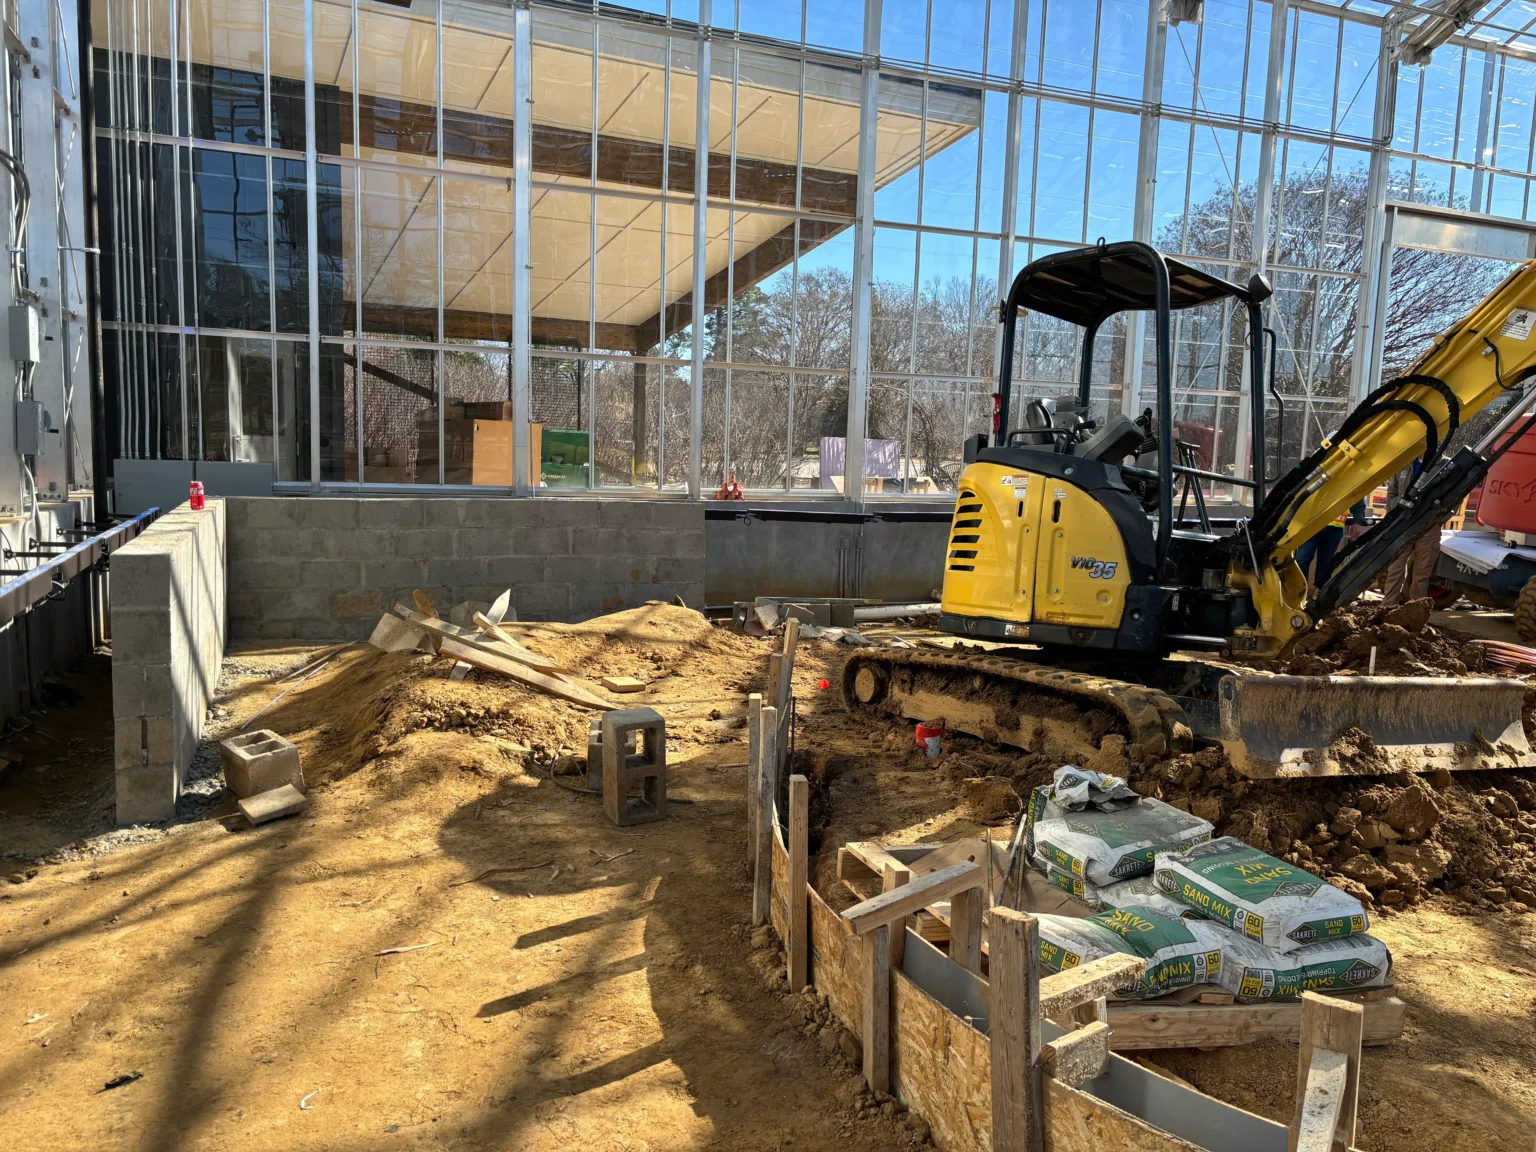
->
<box><xmin>940</xmin><ymin>461</ymin><xmax>1131</xmax><ymax>637</ymax></box>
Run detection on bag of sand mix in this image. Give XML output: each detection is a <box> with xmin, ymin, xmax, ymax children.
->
<box><xmin>1154</xmin><ymin>836</ymin><xmax>1369</xmax><ymax>952</ymax></box>
<box><xmin>1026</xmin><ymin>771</ymin><xmax>1214</xmax><ymax>886</ymax></box>
<box><xmin>1034</xmin><ymin>907</ymin><xmax>1228</xmax><ymax>999</ymax></box>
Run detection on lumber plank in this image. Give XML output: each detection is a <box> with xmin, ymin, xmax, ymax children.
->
<box><xmin>862</xmin><ymin>922</ymin><xmax>891</xmax><ymax>1094</ymax></box>
<box><xmin>753</xmin><ymin>707</ymin><xmax>777</xmax><ymax>927</ymax></box>
<box><xmin>989</xmin><ymin>907</ymin><xmax>1044</xmax><ymax>1152</ymax></box>
<box><xmin>1041</xmin><ymin>1020</ymin><xmax>1111</xmax><ymax>1089</ymax></box>
<box><xmin>1106</xmin><ymin>994</ymin><xmax>1401</xmax><ymax>1052</ymax></box>
<box><xmin>438</xmin><ymin>638</ymin><xmax>611</xmax><ymax>710</ymax></box>
<box><xmin>788</xmin><ymin>775</ymin><xmax>809</xmax><ymax>993</ymax></box>
<box><xmin>842</xmin><ymin>861</ymin><xmax>982</xmax><ymax>936</ymax></box>
<box><xmin>949</xmin><ymin>886</ymin><xmax>983</xmax><ymax>975</ymax></box>
<box><xmin>396</xmin><ymin>606</ymin><xmax>567</xmax><ymax>672</ymax></box>
<box><xmin>839</xmin><ymin>841</ymin><xmax>944</xmax><ymax>881</ymax></box>
<box><xmin>882</xmin><ymin>863</ymin><xmax>911</xmax><ymax>969</ymax></box>
<box><xmin>748</xmin><ymin>694</ymin><xmax>763</xmax><ymax>871</ymax></box>
<box><xmin>1039</xmin><ymin>954</ymin><xmax>1146</xmax><ymax>1019</ymax></box>
<box><xmin>1293</xmin><ymin>1048</ymin><xmax>1349</xmax><ymax>1152</ymax></box>
<box><xmin>412</xmin><ymin>589</ymin><xmax>439</xmax><ymax>618</ymax></box>
<box><xmin>1289</xmin><ymin>991</ymin><xmax>1362</xmax><ymax>1152</ymax></box>
<box><xmin>809</xmin><ymin>885</ymin><xmax>863</xmax><ymax>1029</ymax></box>
<box><xmin>469</xmin><ymin>611</ymin><xmax>562</xmax><ymax>670</ymax></box>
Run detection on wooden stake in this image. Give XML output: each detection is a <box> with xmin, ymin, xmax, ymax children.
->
<box><xmin>989</xmin><ymin>907</ymin><xmax>1044</xmax><ymax>1152</ymax></box>
<box><xmin>949</xmin><ymin>886</ymin><xmax>983</xmax><ymax>975</ymax></box>
<box><xmin>747</xmin><ymin>694</ymin><xmax>763</xmax><ymax>870</ymax></box>
<box><xmin>862</xmin><ymin>922</ymin><xmax>891</xmax><ymax>1095</ymax></box>
<box><xmin>881</xmin><ymin>863</ymin><xmax>911</xmax><ymax>969</ymax></box>
<box><xmin>788</xmin><ymin>774</ymin><xmax>809</xmax><ymax>993</ymax></box>
<box><xmin>751</xmin><ymin>706</ymin><xmax>777</xmax><ymax>927</ymax></box>
<box><xmin>1288</xmin><ymin>991</ymin><xmax>1363</xmax><ymax>1152</ymax></box>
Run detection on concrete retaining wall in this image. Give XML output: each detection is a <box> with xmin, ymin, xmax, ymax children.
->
<box><xmin>111</xmin><ymin>500</ymin><xmax>227</xmax><ymax>825</ymax></box>
<box><xmin>225</xmin><ymin>497</ymin><xmax>706</xmax><ymax>640</ymax></box>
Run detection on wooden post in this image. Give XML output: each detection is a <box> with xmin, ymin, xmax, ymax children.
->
<box><xmin>862</xmin><ymin>922</ymin><xmax>891</xmax><ymax>1094</ymax></box>
<box><xmin>767</xmin><ymin>651</ymin><xmax>783</xmax><ymax>717</ymax></box>
<box><xmin>746</xmin><ymin>693</ymin><xmax>763</xmax><ymax>868</ymax></box>
<box><xmin>949</xmin><ymin>886</ymin><xmax>983</xmax><ymax>975</ymax></box>
<box><xmin>752</xmin><ymin>706</ymin><xmax>778</xmax><ymax>926</ymax></box>
<box><xmin>787</xmin><ymin>774</ymin><xmax>809</xmax><ymax>992</ymax></box>
<box><xmin>779</xmin><ymin>617</ymin><xmax>801</xmax><ymax>711</ymax></box>
<box><xmin>990</xmin><ymin>907</ymin><xmax>1044</xmax><ymax>1152</ymax></box>
<box><xmin>1289</xmin><ymin>991</ymin><xmax>1363</xmax><ymax>1152</ymax></box>
<box><xmin>881</xmin><ymin>863</ymin><xmax>911</xmax><ymax>969</ymax></box>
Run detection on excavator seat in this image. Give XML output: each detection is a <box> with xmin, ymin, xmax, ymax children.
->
<box><xmin>1072</xmin><ymin>413</ymin><xmax>1144</xmax><ymax>464</ymax></box>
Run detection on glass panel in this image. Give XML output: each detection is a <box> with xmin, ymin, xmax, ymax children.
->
<box><xmin>190</xmin><ymin>148</ymin><xmax>271</xmax><ymax>331</ymax></box>
<box><xmin>273</xmin><ymin>158</ymin><xmax>310</xmax><ymax>333</ymax></box>
<box><xmin>359</xmin><ymin>167</ymin><xmax>440</xmax><ymax>340</ymax></box>
<box><xmin>921</xmin><ymin>87</ymin><xmax>983</xmax><ymax>231</ymax></box>
<box><xmin>911</xmin><ymin>378</ymin><xmax>978</xmax><ymax>492</ymax></box>
<box><xmin>532</xmin><ymin>9</ymin><xmax>595</xmax><ymax>183</ymax></box>
<box><xmin>194</xmin><ymin>335</ymin><xmax>272</xmax><ymax>462</ymax></box>
<box><xmin>274</xmin><ymin>339</ymin><xmax>304</xmax><ymax>481</ymax></box>
<box><xmin>269</xmin><ymin>0</ymin><xmax>306</xmax><ymax>150</ymax></box>
<box><xmin>915</xmin><ymin>231</ymin><xmax>975</xmax><ymax>377</ymax></box>
<box><xmin>1087</xmin><ymin>109</ymin><xmax>1139</xmax><ymax>243</ymax></box>
<box><xmin>443</xmin><ymin>178</ymin><xmax>514</xmax><ymax>342</ymax></box>
<box><xmin>594</xmin><ymin>194</ymin><xmax>662</xmax><ymax>355</ymax></box>
<box><xmin>791</xmin><ymin>373</ymin><xmax>848</xmax><ymax>490</ymax></box>
<box><xmin>360</xmin><ymin>345</ymin><xmax>438</xmax><ymax>483</ymax></box>
<box><xmin>701</xmin><ymin>365</ymin><xmax>727</xmax><ymax>490</ymax></box>
<box><xmin>531</xmin><ymin>189</ymin><xmax>594</xmax><ymax>351</ymax></box>
<box><xmin>356</xmin><ymin>0</ymin><xmax>438</xmax><ymax>166</ymax></box>
<box><xmin>316</xmin><ymin>161</ymin><xmax>350</xmax><ymax>336</ymax></box>
<box><xmin>1033</xmin><ymin>101</ymin><xmax>1088</xmax><ymax>243</ymax></box>
<box><xmin>154</xmin><ymin>333</ymin><xmax>186</xmax><ymax>459</ymax></box>
<box><xmin>930</xmin><ymin>0</ymin><xmax>986</xmax><ymax>74</ymax></box>
<box><xmin>806</xmin><ymin>0</ymin><xmax>861</xmax><ymax>55</ymax></box>
<box><xmin>867</xmin><ymin>377</ymin><xmax>909</xmax><ymax>490</ymax></box>
<box><xmin>188</xmin><ymin>0</ymin><xmax>266</xmax><ymax>144</ymax></box>
<box><xmin>871</xmin><ymin>225</ymin><xmax>916</xmax><ymax>374</ymax></box>
<box><xmin>1097</xmin><ymin>0</ymin><xmax>1148</xmax><ymax>101</ymax></box>
<box><xmin>443</xmin><ymin>0</ymin><xmax>516</xmax><ymax>173</ymax></box>
<box><xmin>727</xmin><ymin>369</ymin><xmax>789</xmax><ymax>487</ymax></box>
<box><xmin>313</xmin><ymin>0</ymin><xmax>352</xmax><ymax>157</ymax></box>
<box><xmin>317</xmin><ymin>341</ymin><xmax>354</xmax><ymax>481</ymax></box>
<box><xmin>593</xmin><ymin>356</ymin><xmax>648</xmax><ymax>486</ymax></box>
<box><xmin>443</xmin><ymin>349</ymin><xmax>514</xmax><ymax>486</ymax></box>
<box><xmin>874</xmin><ymin>73</ymin><xmax>922</xmax><ymax>224</ymax></box>
<box><xmin>739</xmin><ymin>0</ymin><xmax>801</xmax><ymax>44</ymax></box>
<box><xmin>795</xmin><ymin>227</ymin><xmax>854</xmax><ymax>370</ymax></box>
<box><xmin>879</xmin><ymin>0</ymin><xmax>926</xmax><ymax>65</ymax></box>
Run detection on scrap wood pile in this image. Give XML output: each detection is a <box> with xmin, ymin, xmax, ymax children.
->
<box><xmin>371</xmin><ymin>589</ymin><xmax>616</xmax><ymax>711</ymax></box>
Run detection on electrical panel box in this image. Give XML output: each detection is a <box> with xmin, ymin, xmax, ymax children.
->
<box><xmin>6</xmin><ymin>304</ymin><xmax>39</xmax><ymax>364</ymax></box>
<box><xmin>14</xmin><ymin>400</ymin><xmax>43</xmax><ymax>454</ymax></box>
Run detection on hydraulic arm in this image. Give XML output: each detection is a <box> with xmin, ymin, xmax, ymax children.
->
<box><xmin>1232</xmin><ymin>260</ymin><xmax>1536</xmax><ymax>654</ymax></box>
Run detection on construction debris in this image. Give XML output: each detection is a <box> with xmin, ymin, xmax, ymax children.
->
<box><xmin>219</xmin><ymin>729</ymin><xmax>304</xmax><ymax>798</ymax></box>
<box><xmin>599</xmin><ymin>675</ymin><xmax>646</xmax><ymax>693</ymax></box>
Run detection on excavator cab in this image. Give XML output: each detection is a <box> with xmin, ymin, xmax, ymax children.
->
<box><xmin>943</xmin><ymin>240</ymin><xmax>1273</xmax><ymax>652</ymax></box>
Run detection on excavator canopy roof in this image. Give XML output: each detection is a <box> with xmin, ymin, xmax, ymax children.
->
<box><xmin>1005</xmin><ymin>240</ymin><xmax>1258</xmax><ymax>329</ymax></box>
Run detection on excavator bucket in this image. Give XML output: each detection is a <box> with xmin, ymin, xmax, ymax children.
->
<box><xmin>1218</xmin><ymin>674</ymin><xmax>1535</xmax><ymax>778</ymax></box>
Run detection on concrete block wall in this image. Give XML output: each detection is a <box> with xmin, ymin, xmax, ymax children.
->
<box><xmin>111</xmin><ymin>499</ymin><xmax>227</xmax><ymax>825</ymax></box>
<box><xmin>225</xmin><ymin>497</ymin><xmax>706</xmax><ymax>641</ymax></box>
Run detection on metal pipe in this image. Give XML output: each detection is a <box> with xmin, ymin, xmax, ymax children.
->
<box><xmin>1247</xmin><ymin>301</ymin><xmax>1266</xmax><ymax>500</ymax></box>
<box><xmin>78</xmin><ymin>0</ymin><xmax>109</xmax><ymax>518</ymax></box>
<box><xmin>1149</xmin><ymin>246</ymin><xmax>1174</xmax><ymax>576</ymax></box>
<box><xmin>1077</xmin><ymin>318</ymin><xmax>1100</xmax><ymax>411</ymax></box>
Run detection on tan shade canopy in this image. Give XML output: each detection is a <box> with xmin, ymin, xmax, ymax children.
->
<box><xmin>97</xmin><ymin>0</ymin><xmax>980</xmax><ymax>347</ymax></box>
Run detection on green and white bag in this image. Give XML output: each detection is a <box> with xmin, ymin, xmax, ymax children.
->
<box><xmin>1216</xmin><ymin>931</ymin><xmax>1304</xmax><ymax>1001</ymax></box>
<box><xmin>1294</xmin><ymin>933</ymin><xmax>1393</xmax><ymax>992</ymax></box>
<box><xmin>1038</xmin><ymin>859</ymin><xmax>1105</xmax><ymax>909</ymax></box>
<box><xmin>1099</xmin><ymin>874</ymin><xmax>1204</xmax><ymax>921</ymax></box>
<box><xmin>1154</xmin><ymin>837</ymin><xmax>1369</xmax><ymax>952</ymax></box>
<box><xmin>1034</xmin><ymin>908</ymin><xmax>1227</xmax><ymax>1000</ymax></box>
<box><xmin>1027</xmin><ymin>786</ymin><xmax>1214</xmax><ymax>886</ymax></box>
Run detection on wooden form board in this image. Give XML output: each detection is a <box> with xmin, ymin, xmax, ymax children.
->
<box><xmin>791</xmin><ymin>840</ymin><xmax>1300</xmax><ymax>1152</ymax></box>
<box><xmin>1106</xmin><ymin>996</ymin><xmax>1405</xmax><ymax>1053</ymax></box>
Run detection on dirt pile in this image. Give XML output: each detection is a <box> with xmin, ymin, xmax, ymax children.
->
<box><xmin>1283</xmin><ymin>597</ymin><xmax>1480</xmax><ymax>676</ymax></box>
<box><xmin>1134</xmin><ymin>746</ymin><xmax>1536</xmax><ymax>913</ymax></box>
<box><xmin>258</xmin><ymin>602</ymin><xmax>763</xmax><ymax>784</ymax></box>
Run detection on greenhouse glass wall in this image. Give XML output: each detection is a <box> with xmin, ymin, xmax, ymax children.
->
<box><xmin>91</xmin><ymin>0</ymin><xmax>1536</xmax><ymax>498</ymax></box>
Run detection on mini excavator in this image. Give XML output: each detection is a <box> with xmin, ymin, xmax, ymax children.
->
<box><xmin>844</xmin><ymin>240</ymin><xmax>1536</xmax><ymax>778</ymax></box>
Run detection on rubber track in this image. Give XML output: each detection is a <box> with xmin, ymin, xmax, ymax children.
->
<box><xmin>841</xmin><ymin>648</ymin><xmax>1193</xmax><ymax>763</ymax></box>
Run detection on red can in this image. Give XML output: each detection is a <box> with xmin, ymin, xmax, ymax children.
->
<box><xmin>914</xmin><ymin>721</ymin><xmax>944</xmax><ymax>758</ymax></box>
<box><xmin>189</xmin><ymin>480</ymin><xmax>205</xmax><ymax>510</ymax></box>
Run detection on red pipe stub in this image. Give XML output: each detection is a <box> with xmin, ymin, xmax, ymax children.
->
<box><xmin>914</xmin><ymin>721</ymin><xmax>944</xmax><ymax>758</ymax></box>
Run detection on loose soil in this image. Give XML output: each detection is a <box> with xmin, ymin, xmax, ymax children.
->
<box><xmin>1</xmin><ymin>603</ymin><xmax>1532</xmax><ymax>1149</ymax></box>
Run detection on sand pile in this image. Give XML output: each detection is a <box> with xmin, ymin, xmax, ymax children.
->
<box><xmin>1134</xmin><ymin>746</ymin><xmax>1536</xmax><ymax>914</ymax></box>
<box><xmin>255</xmin><ymin>602</ymin><xmax>762</xmax><ymax>784</ymax></box>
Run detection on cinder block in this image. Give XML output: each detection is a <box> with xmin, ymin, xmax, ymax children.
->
<box><xmin>599</xmin><ymin>500</ymin><xmax>653</xmax><ymax>528</ymax></box>
<box><xmin>112</xmin><ymin>663</ymin><xmax>175</xmax><ymax>718</ymax></box>
<box><xmin>484</xmin><ymin>556</ymin><xmax>544</xmax><ymax>585</ymax></box>
<box><xmin>332</xmin><ymin>589</ymin><xmax>384</xmax><ymax>619</ymax></box>
<box><xmin>512</xmin><ymin>583</ymin><xmax>569</xmax><ymax>619</ymax></box>
<box><xmin>524</xmin><ymin>527</ymin><xmax>572</xmax><ymax>555</ymax></box>
<box><xmin>545</xmin><ymin>555</ymin><xmax>595</xmax><ymax>585</ymax></box>
<box><xmin>229</xmin><ymin>497</ymin><xmax>301</xmax><ymax>529</ymax></box>
<box><xmin>326</xmin><ymin>528</ymin><xmax>394</xmax><ymax>560</ymax></box>
<box><xmin>393</xmin><ymin>528</ymin><xmax>458</xmax><ymax>560</ymax></box>
<box><xmin>359</xmin><ymin>498</ymin><xmax>427</xmax><ymax>528</ymax></box>
<box><xmin>111</xmin><ymin>548</ymin><xmax>176</xmax><ymax>610</ymax></box>
<box><xmin>239</xmin><ymin>783</ymin><xmax>308</xmax><ymax>825</ymax></box>
<box><xmin>424</xmin><ymin>558</ymin><xmax>485</xmax><ymax>588</ymax></box>
<box><xmin>601</xmin><ymin>706</ymin><xmax>666</xmax><ymax>827</ymax></box>
<box><xmin>111</xmin><ymin>608</ymin><xmax>174</xmax><ymax>663</ymax></box>
<box><xmin>539</xmin><ymin>499</ymin><xmax>603</xmax><ymax>528</ymax></box>
<box><xmin>457</xmin><ymin>528</ymin><xmax>516</xmax><ymax>558</ymax></box>
<box><xmin>300</xmin><ymin>558</ymin><xmax>364</xmax><ymax>589</ymax></box>
<box><xmin>220</xmin><ymin>729</ymin><xmax>305</xmax><ymax>798</ymax></box>
<box><xmin>651</xmin><ymin>501</ymin><xmax>702</xmax><ymax>531</ymax></box>
<box><xmin>360</xmin><ymin>558</ymin><xmax>429</xmax><ymax>590</ymax></box>
<box><xmin>676</xmin><ymin>530</ymin><xmax>706</xmax><ymax>560</ymax></box>
<box><xmin>116</xmin><ymin>763</ymin><xmax>177</xmax><ymax>825</ymax></box>
<box><xmin>262</xmin><ymin>528</ymin><xmax>335</xmax><ymax>559</ymax></box>
<box><xmin>599</xmin><ymin>555</ymin><xmax>653</xmax><ymax>585</ymax></box>
<box><xmin>572</xmin><ymin>527</ymin><xmax>620</xmax><ymax>555</ymax></box>
<box><xmin>482</xmin><ymin>499</ymin><xmax>541</xmax><ymax>530</ymax></box>
<box><xmin>295</xmin><ymin>499</ymin><xmax>360</xmax><ymax>529</ymax></box>
<box><xmin>641</xmin><ymin>529</ymin><xmax>679</xmax><ymax>558</ymax></box>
